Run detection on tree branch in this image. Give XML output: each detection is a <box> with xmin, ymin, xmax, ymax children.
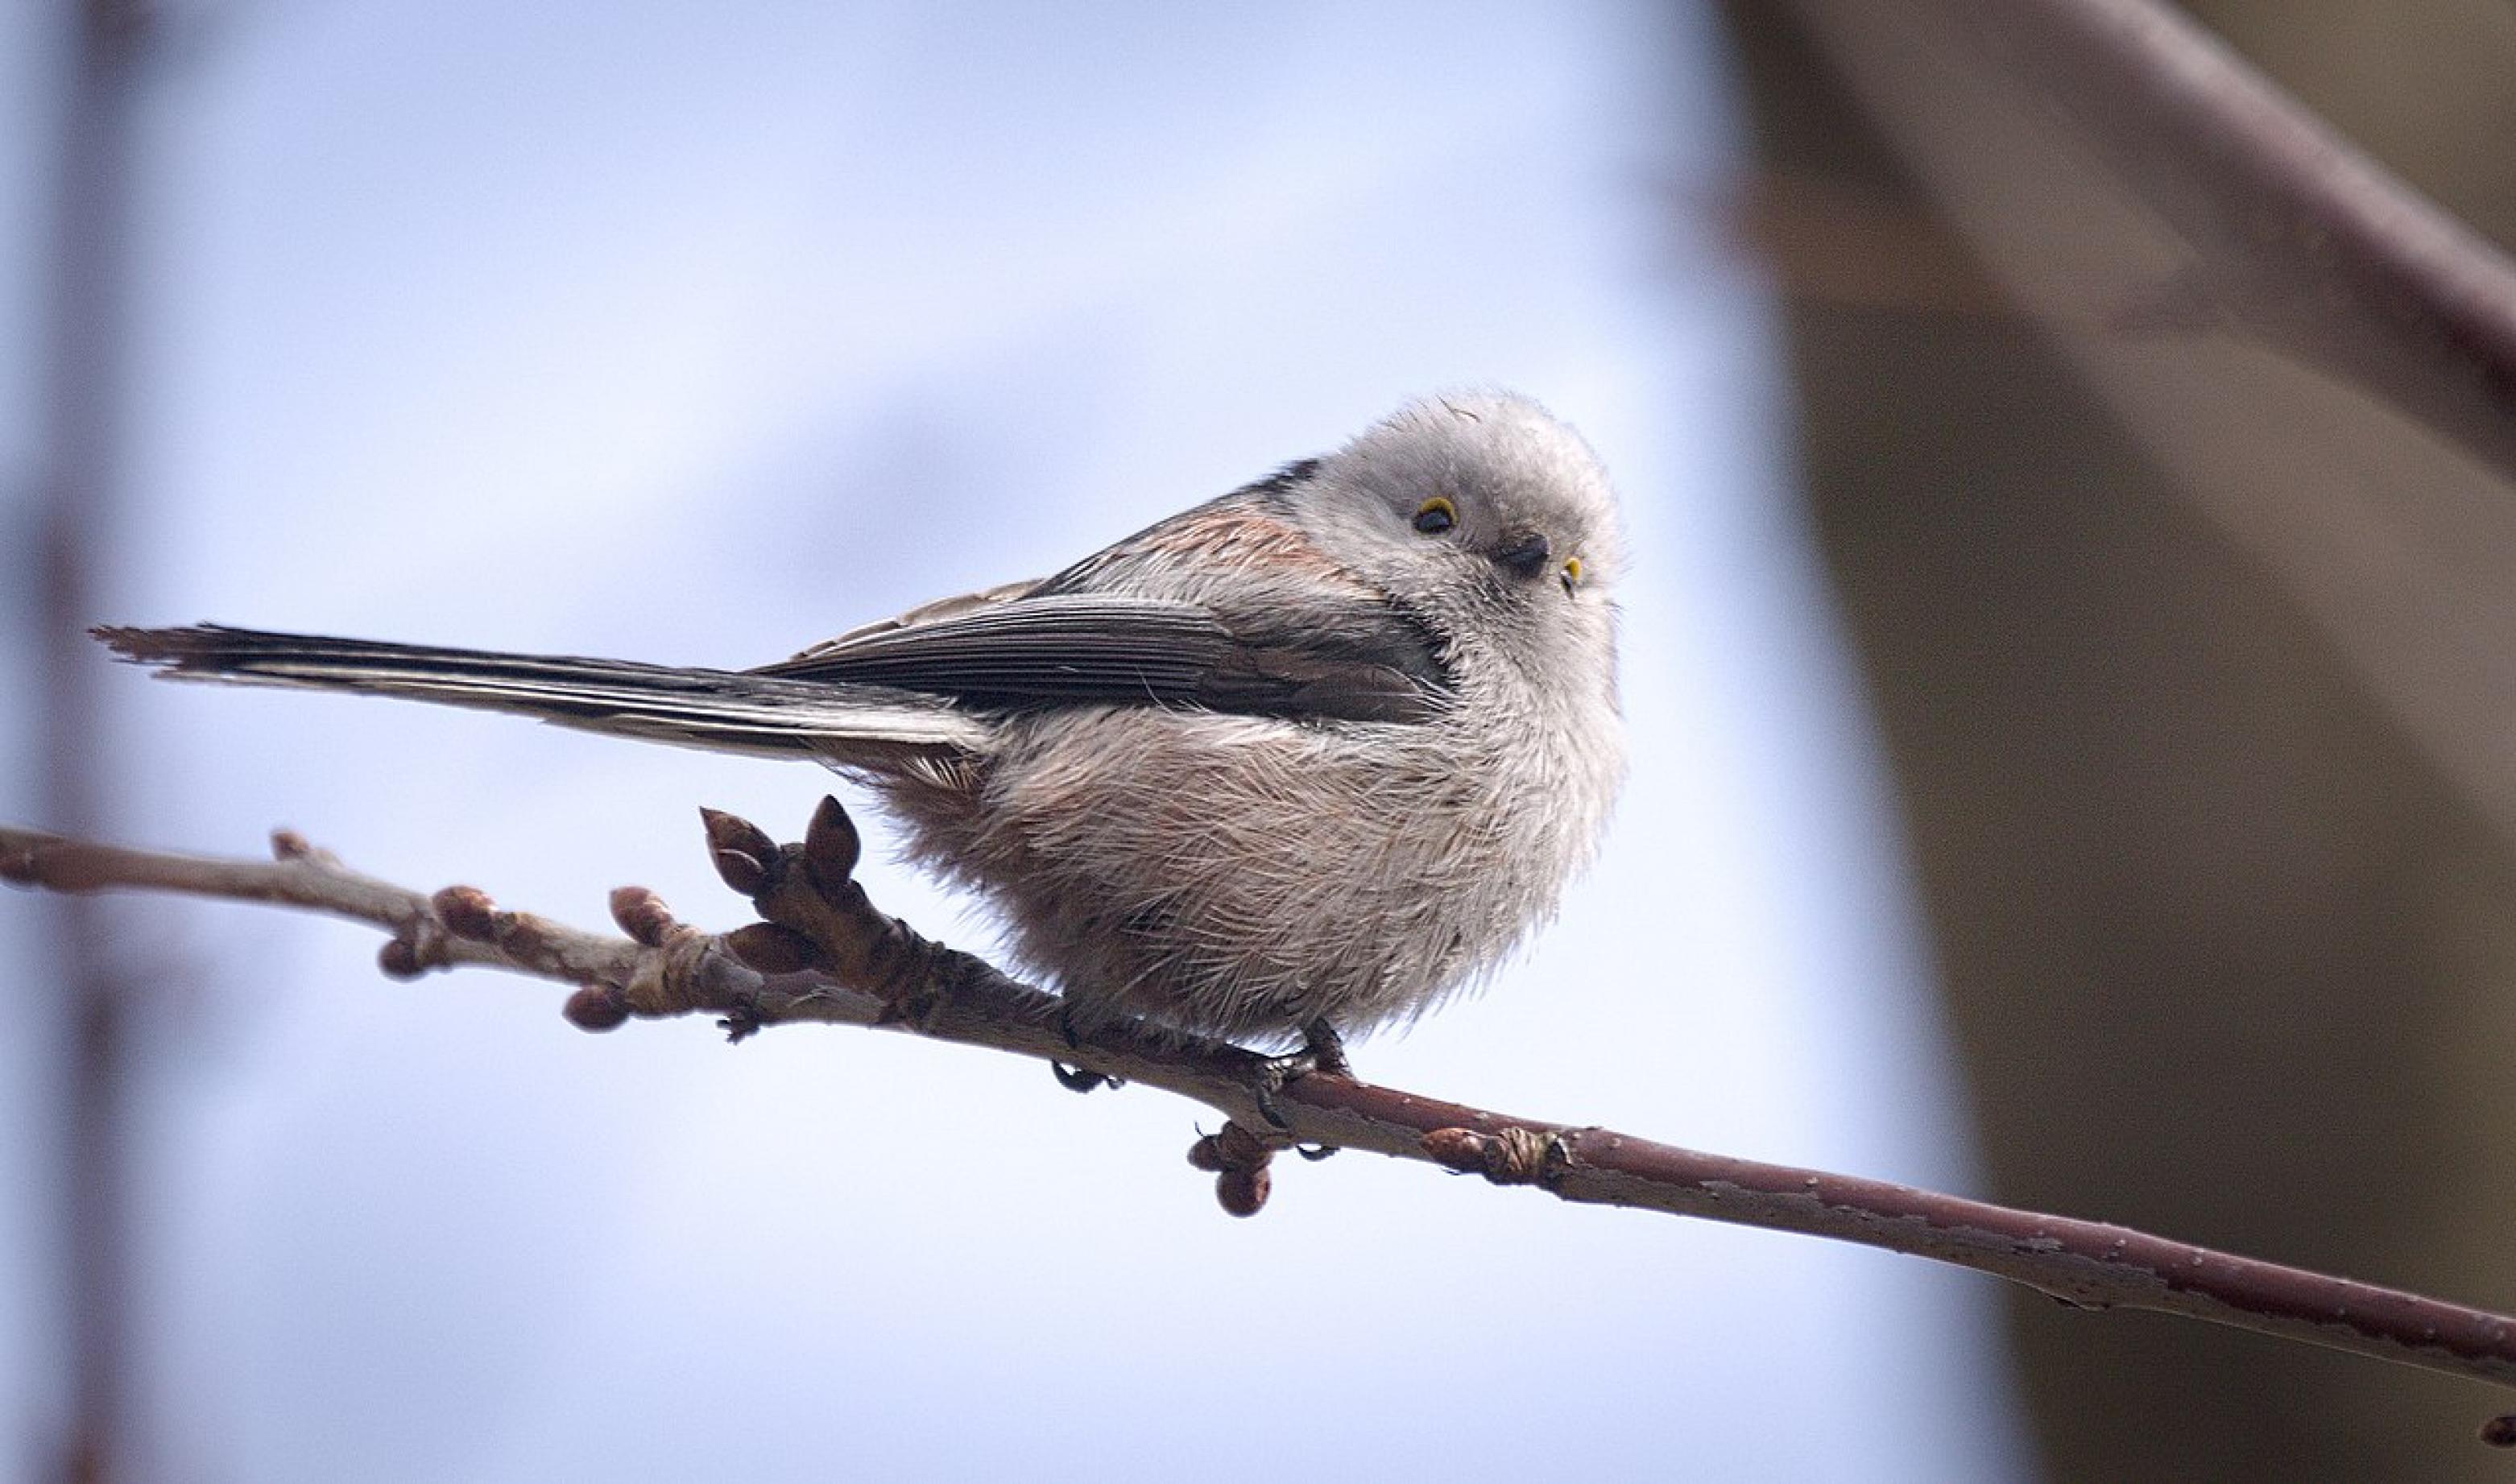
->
<box><xmin>10</xmin><ymin>804</ymin><xmax>2516</xmax><ymax>1429</ymax></box>
<box><xmin>1776</xmin><ymin>0</ymin><xmax>2516</xmax><ymax>486</ymax></box>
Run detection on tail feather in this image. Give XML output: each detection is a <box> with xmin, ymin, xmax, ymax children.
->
<box><xmin>94</xmin><ymin>624</ymin><xmax>990</xmax><ymax>760</ymax></box>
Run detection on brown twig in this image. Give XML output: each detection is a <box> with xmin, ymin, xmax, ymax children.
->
<box><xmin>9</xmin><ymin>805</ymin><xmax>2516</xmax><ymax>1420</ymax></box>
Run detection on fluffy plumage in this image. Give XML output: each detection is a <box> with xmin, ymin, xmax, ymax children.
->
<box><xmin>101</xmin><ymin>391</ymin><xmax>1626</xmax><ymax>1046</ymax></box>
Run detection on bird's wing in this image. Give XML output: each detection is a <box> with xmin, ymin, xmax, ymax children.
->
<box><xmin>756</xmin><ymin>490</ymin><xmax>1449</xmax><ymax>725</ymax></box>
<box><xmin>753</xmin><ymin>589</ymin><xmax>1446</xmax><ymax>725</ymax></box>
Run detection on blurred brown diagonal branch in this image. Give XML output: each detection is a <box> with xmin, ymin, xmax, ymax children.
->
<box><xmin>1716</xmin><ymin>0</ymin><xmax>2516</xmax><ymax>1475</ymax></box>
<box><xmin>1755</xmin><ymin>0</ymin><xmax>2516</xmax><ymax>847</ymax></box>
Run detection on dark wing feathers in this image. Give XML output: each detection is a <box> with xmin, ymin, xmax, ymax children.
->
<box><xmin>756</xmin><ymin>594</ymin><xmax>1223</xmax><ymax>700</ymax></box>
<box><xmin>1194</xmin><ymin>606</ymin><xmax>1450</xmax><ymax>721</ymax></box>
<box><xmin>754</xmin><ymin>590</ymin><xmax>1448</xmax><ymax>724</ymax></box>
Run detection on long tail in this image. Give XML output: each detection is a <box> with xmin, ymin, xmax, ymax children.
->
<box><xmin>95</xmin><ymin>624</ymin><xmax>990</xmax><ymax>761</ymax></box>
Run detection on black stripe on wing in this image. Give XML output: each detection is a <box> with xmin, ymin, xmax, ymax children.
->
<box><xmin>751</xmin><ymin>592</ymin><xmax>1448</xmax><ymax>724</ymax></box>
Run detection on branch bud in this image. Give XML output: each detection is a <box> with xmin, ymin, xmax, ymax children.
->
<box><xmin>563</xmin><ymin>985</ymin><xmax>631</xmax><ymax>1031</ymax></box>
<box><xmin>608</xmin><ymin>886</ymin><xmax>678</xmax><ymax>945</ymax></box>
<box><xmin>1216</xmin><ymin>1167</ymin><xmax>1271</xmax><ymax>1217</ymax></box>
<box><xmin>700</xmin><ymin>808</ymin><xmax>778</xmax><ymax>895</ymax></box>
<box><xmin>726</xmin><ymin>922</ymin><xmax>822</xmax><ymax>975</ymax></box>
<box><xmin>1421</xmin><ymin>1127</ymin><xmax>1488</xmax><ymax>1173</ymax></box>
<box><xmin>804</xmin><ymin>795</ymin><xmax>863</xmax><ymax>890</ymax></box>
<box><xmin>377</xmin><ymin>936</ymin><xmax>426</xmax><ymax>980</ymax></box>
<box><xmin>432</xmin><ymin>885</ymin><xmax>500</xmax><ymax>941</ymax></box>
<box><xmin>1421</xmin><ymin>1126</ymin><xmax>1558</xmax><ymax>1185</ymax></box>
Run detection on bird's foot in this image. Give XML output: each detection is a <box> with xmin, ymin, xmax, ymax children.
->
<box><xmin>1300</xmin><ymin>1016</ymin><xmax>1352</xmax><ymax>1077</ymax></box>
<box><xmin>1251</xmin><ymin>1018</ymin><xmax>1354</xmax><ymax>1147</ymax></box>
<box><xmin>1050</xmin><ymin>1060</ymin><xmax>1119</xmax><ymax>1093</ymax></box>
<box><xmin>1049</xmin><ymin>1000</ymin><xmax>1123</xmax><ymax>1093</ymax></box>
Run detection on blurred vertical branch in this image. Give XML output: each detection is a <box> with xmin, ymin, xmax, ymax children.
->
<box><xmin>37</xmin><ymin>2</ymin><xmax>150</xmax><ymax>1480</ymax></box>
<box><xmin>1710</xmin><ymin>0</ymin><xmax>2516</xmax><ymax>1478</ymax></box>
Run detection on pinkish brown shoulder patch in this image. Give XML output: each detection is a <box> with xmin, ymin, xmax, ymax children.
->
<box><xmin>1131</xmin><ymin>504</ymin><xmax>1373</xmax><ymax>595</ymax></box>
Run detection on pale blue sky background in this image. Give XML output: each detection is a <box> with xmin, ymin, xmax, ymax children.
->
<box><xmin>0</xmin><ymin>4</ymin><xmax>2031</xmax><ymax>1479</ymax></box>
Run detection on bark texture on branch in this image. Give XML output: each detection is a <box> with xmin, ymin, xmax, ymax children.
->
<box><xmin>10</xmin><ymin>808</ymin><xmax>2516</xmax><ymax>1419</ymax></box>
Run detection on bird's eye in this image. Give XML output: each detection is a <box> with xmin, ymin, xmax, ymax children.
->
<box><xmin>1413</xmin><ymin>497</ymin><xmax>1457</xmax><ymax>535</ymax></box>
<box><xmin>1561</xmin><ymin>555</ymin><xmax>1584</xmax><ymax>595</ymax></box>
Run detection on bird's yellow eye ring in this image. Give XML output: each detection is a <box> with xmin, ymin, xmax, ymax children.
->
<box><xmin>1412</xmin><ymin>497</ymin><xmax>1457</xmax><ymax>535</ymax></box>
<box><xmin>1564</xmin><ymin>556</ymin><xmax>1584</xmax><ymax>583</ymax></box>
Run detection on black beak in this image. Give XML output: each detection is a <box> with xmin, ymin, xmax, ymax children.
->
<box><xmin>1493</xmin><ymin>530</ymin><xmax>1551</xmax><ymax>581</ymax></box>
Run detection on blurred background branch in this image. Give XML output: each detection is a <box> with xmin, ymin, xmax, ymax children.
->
<box><xmin>1715</xmin><ymin>0</ymin><xmax>2516</xmax><ymax>1477</ymax></box>
<box><xmin>33</xmin><ymin>3</ymin><xmax>151</xmax><ymax>1481</ymax></box>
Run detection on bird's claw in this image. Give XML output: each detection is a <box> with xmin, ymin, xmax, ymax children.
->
<box><xmin>1301</xmin><ymin>1016</ymin><xmax>1352</xmax><ymax>1078</ymax></box>
<box><xmin>1248</xmin><ymin>1018</ymin><xmax>1352</xmax><ymax>1141</ymax></box>
<box><xmin>1047</xmin><ymin>1000</ymin><xmax>1126</xmax><ymax>1093</ymax></box>
<box><xmin>1050</xmin><ymin>1060</ymin><xmax>1120</xmax><ymax>1094</ymax></box>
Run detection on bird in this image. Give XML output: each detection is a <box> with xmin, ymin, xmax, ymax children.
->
<box><xmin>98</xmin><ymin>391</ymin><xmax>1626</xmax><ymax>1073</ymax></box>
